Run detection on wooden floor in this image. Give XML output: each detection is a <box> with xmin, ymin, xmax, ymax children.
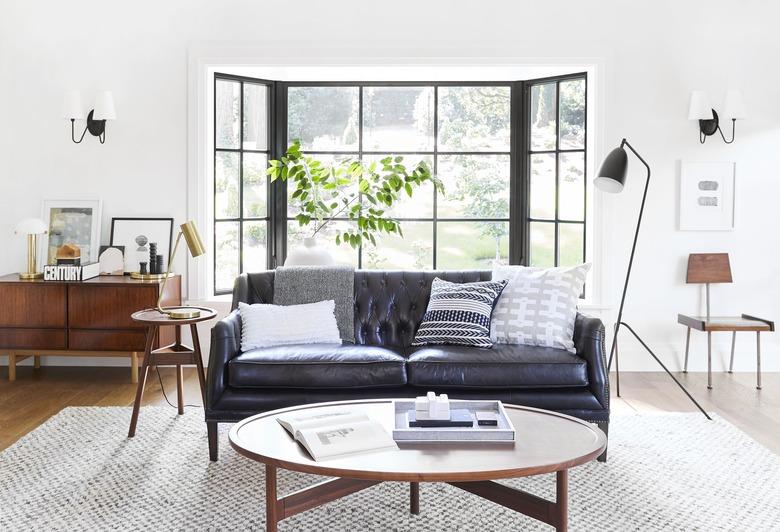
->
<box><xmin>1</xmin><ymin>366</ymin><xmax>778</xmax><ymax>455</ymax></box>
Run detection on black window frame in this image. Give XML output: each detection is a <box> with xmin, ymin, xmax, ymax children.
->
<box><xmin>212</xmin><ymin>73</ymin><xmax>587</xmax><ymax>296</ymax></box>
<box><xmin>524</xmin><ymin>73</ymin><xmax>588</xmax><ymax>267</ymax></box>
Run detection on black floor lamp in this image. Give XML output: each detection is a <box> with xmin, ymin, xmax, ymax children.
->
<box><xmin>595</xmin><ymin>139</ymin><xmax>711</xmax><ymax>420</ymax></box>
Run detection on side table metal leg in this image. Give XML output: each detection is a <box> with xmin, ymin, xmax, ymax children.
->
<box><xmin>756</xmin><ymin>332</ymin><xmax>762</xmax><ymax>390</ymax></box>
<box><xmin>707</xmin><ymin>332</ymin><xmax>713</xmax><ymax>390</ymax></box>
<box><xmin>410</xmin><ymin>482</ymin><xmax>420</xmax><ymax>515</ymax></box>
<box><xmin>683</xmin><ymin>327</ymin><xmax>691</xmax><ymax>373</ymax></box>
<box><xmin>266</xmin><ymin>465</ymin><xmax>278</xmax><ymax>532</ymax></box>
<box><xmin>729</xmin><ymin>332</ymin><xmax>736</xmax><ymax>373</ymax></box>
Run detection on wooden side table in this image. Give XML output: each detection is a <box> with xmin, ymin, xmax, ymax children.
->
<box><xmin>127</xmin><ymin>306</ymin><xmax>217</xmax><ymax>437</ymax></box>
<box><xmin>678</xmin><ymin>313</ymin><xmax>774</xmax><ymax>390</ymax></box>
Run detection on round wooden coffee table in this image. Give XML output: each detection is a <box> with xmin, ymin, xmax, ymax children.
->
<box><xmin>229</xmin><ymin>399</ymin><xmax>606</xmax><ymax>532</ymax></box>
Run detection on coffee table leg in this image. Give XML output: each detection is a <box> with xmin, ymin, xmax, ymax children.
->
<box><xmin>556</xmin><ymin>470</ymin><xmax>568</xmax><ymax>532</ymax></box>
<box><xmin>410</xmin><ymin>482</ymin><xmax>420</xmax><ymax>515</ymax></box>
<box><xmin>266</xmin><ymin>465</ymin><xmax>278</xmax><ymax>532</ymax></box>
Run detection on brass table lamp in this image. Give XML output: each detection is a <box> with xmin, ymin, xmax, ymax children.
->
<box><xmin>157</xmin><ymin>221</ymin><xmax>206</xmax><ymax>319</ymax></box>
<box><xmin>14</xmin><ymin>218</ymin><xmax>48</xmax><ymax>280</ymax></box>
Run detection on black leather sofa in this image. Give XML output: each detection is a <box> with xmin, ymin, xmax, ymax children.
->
<box><xmin>207</xmin><ymin>270</ymin><xmax>609</xmax><ymax>461</ymax></box>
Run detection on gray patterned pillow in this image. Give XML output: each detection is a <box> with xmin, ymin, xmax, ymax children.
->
<box><xmin>490</xmin><ymin>264</ymin><xmax>590</xmax><ymax>353</ymax></box>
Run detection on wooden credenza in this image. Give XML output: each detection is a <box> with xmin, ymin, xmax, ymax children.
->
<box><xmin>0</xmin><ymin>274</ymin><xmax>181</xmax><ymax>382</ymax></box>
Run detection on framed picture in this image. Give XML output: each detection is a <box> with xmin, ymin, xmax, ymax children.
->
<box><xmin>40</xmin><ymin>199</ymin><xmax>102</xmax><ymax>267</ymax></box>
<box><xmin>110</xmin><ymin>217</ymin><xmax>174</xmax><ymax>274</ymax></box>
<box><xmin>679</xmin><ymin>161</ymin><xmax>736</xmax><ymax>231</ymax></box>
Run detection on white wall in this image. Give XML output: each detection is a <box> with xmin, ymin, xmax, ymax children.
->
<box><xmin>1</xmin><ymin>0</ymin><xmax>778</xmax><ymax>372</ymax></box>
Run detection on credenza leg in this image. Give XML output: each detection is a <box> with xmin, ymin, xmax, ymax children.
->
<box><xmin>8</xmin><ymin>352</ymin><xmax>16</xmax><ymax>381</ymax></box>
<box><xmin>34</xmin><ymin>355</ymin><xmax>41</xmax><ymax>369</ymax></box>
<box><xmin>130</xmin><ymin>352</ymin><xmax>139</xmax><ymax>384</ymax></box>
<box><xmin>410</xmin><ymin>482</ymin><xmax>420</xmax><ymax>515</ymax></box>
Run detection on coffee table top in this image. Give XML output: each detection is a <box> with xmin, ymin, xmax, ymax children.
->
<box><xmin>229</xmin><ymin>399</ymin><xmax>606</xmax><ymax>482</ymax></box>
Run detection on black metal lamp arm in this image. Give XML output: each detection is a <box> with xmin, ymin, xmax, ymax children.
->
<box><xmin>71</xmin><ymin>119</ymin><xmax>88</xmax><ymax>144</ymax></box>
<box><xmin>606</xmin><ymin>138</ymin><xmax>651</xmax><ymax>373</ymax></box>
<box><xmin>717</xmin><ymin>119</ymin><xmax>736</xmax><ymax>144</ymax></box>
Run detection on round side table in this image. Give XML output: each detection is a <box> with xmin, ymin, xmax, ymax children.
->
<box><xmin>128</xmin><ymin>306</ymin><xmax>217</xmax><ymax>438</ymax></box>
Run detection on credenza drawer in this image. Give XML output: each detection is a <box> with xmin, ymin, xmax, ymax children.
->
<box><xmin>68</xmin><ymin>285</ymin><xmax>158</xmax><ymax>329</ymax></box>
<box><xmin>68</xmin><ymin>329</ymin><xmax>148</xmax><ymax>351</ymax></box>
<box><xmin>0</xmin><ymin>328</ymin><xmax>67</xmax><ymax>349</ymax></box>
<box><xmin>0</xmin><ymin>284</ymin><xmax>66</xmax><ymax>327</ymax></box>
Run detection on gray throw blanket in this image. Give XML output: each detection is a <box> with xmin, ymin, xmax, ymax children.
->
<box><xmin>273</xmin><ymin>266</ymin><xmax>355</xmax><ymax>343</ymax></box>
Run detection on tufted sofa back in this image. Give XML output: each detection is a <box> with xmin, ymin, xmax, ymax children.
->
<box><xmin>353</xmin><ymin>270</ymin><xmax>491</xmax><ymax>347</ymax></box>
<box><xmin>232</xmin><ymin>270</ymin><xmax>492</xmax><ymax>348</ymax></box>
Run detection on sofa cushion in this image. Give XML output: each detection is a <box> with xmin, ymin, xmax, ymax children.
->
<box><xmin>406</xmin><ymin>344</ymin><xmax>588</xmax><ymax>389</ymax></box>
<box><xmin>228</xmin><ymin>344</ymin><xmax>407</xmax><ymax>389</ymax></box>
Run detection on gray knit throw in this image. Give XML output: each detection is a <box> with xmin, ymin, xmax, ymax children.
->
<box><xmin>272</xmin><ymin>266</ymin><xmax>355</xmax><ymax>343</ymax></box>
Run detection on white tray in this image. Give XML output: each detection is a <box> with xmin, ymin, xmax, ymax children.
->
<box><xmin>392</xmin><ymin>399</ymin><xmax>515</xmax><ymax>443</ymax></box>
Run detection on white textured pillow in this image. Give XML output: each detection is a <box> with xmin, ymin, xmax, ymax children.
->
<box><xmin>490</xmin><ymin>264</ymin><xmax>590</xmax><ymax>353</ymax></box>
<box><xmin>238</xmin><ymin>300</ymin><xmax>342</xmax><ymax>351</ymax></box>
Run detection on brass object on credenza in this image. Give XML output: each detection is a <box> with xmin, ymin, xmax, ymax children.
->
<box><xmin>14</xmin><ymin>218</ymin><xmax>48</xmax><ymax>280</ymax></box>
<box><xmin>130</xmin><ymin>272</ymin><xmax>170</xmax><ymax>282</ymax></box>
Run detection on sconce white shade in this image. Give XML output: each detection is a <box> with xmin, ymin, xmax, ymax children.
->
<box><xmin>62</xmin><ymin>90</ymin><xmax>86</xmax><ymax>119</ymax></box>
<box><xmin>723</xmin><ymin>90</ymin><xmax>747</xmax><ymax>120</ymax></box>
<box><xmin>688</xmin><ymin>91</ymin><xmax>714</xmax><ymax>120</ymax></box>
<box><xmin>93</xmin><ymin>91</ymin><xmax>116</xmax><ymax>120</ymax></box>
<box><xmin>14</xmin><ymin>218</ymin><xmax>47</xmax><ymax>235</ymax></box>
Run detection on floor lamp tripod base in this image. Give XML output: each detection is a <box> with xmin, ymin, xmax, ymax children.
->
<box><xmin>608</xmin><ymin>321</ymin><xmax>712</xmax><ymax>421</ymax></box>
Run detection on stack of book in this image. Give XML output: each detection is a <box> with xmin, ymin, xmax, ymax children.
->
<box><xmin>42</xmin><ymin>262</ymin><xmax>100</xmax><ymax>281</ymax></box>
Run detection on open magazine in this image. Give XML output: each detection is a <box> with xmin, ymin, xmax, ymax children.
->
<box><xmin>277</xmin><ymin>410</ymin><xmax>398</xmax><ymax>461</ymax></box>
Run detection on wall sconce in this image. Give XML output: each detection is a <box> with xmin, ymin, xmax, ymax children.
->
<box><xmin>688</xmin><ymin>90</ymin><xmax>746</xmax><ymax>144</ymax></box>
<box><xmin>63</xmin><ymin>90</ymin><xmax>116</xmax><ymax>144</ymax></box>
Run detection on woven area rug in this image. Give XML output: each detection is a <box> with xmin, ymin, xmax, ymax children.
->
<box><xmin>1</xmin><ymin>407</ymin><xmax>779</xmax><ymax>531</ymax></box>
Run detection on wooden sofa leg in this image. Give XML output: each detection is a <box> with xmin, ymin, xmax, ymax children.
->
<box><xmin>208</xmin><ymin>421</ymin><xmax>219</xmax><ymax>461</ymax></box>
<box><xmin>596</xmin><ymin>421</ymin><xmax>609</xmax><ymax>462</ymax></box>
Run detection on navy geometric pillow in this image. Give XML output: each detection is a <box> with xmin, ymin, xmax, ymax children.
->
<box><xmin>412</xmin><ymin>277</ymin><xmax>508</xmax><ymax>349</ymax></box>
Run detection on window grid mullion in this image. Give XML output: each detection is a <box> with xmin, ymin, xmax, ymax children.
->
<box><xmin>238</xmin><ymin>81</ymin><xmax>245</xmax><ymax>275</ymax></box>
<box><xmin>432</xmin><ymin>85</ymin><xmax>439</xmax><ymax>269</ymax></box>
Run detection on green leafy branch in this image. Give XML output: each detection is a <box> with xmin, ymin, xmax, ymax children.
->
<box><xmin>268</xmin><ymin>140</ymin><xmax>443</xmax><ymax>249</ymax></box>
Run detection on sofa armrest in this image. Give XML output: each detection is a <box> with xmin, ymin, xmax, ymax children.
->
<box><xmin>573</xmin><ymin>313</ymin><xmax>609</xmax><ymax>411</ymax></box>
<box><xmin>207</xmin><ymin>309</ymin><xmax>242</xmax><ymax>409</ymax></box>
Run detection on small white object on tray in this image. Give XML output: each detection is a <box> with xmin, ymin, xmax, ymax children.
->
<box><xmin>393</xmin><ymin>399</ymin><xmax>515</xmax><ymax>443</ymax></box>
<box><xmin>415</xmin><ymin>392</ymin><xmax>450</xmax><ymax>420</ymax></box>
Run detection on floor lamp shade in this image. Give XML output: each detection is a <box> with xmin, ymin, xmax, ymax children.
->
<box><xmin>594</xmin><ymin>146</ymin><xmax>628</xmax><ymax>193</ymax></box>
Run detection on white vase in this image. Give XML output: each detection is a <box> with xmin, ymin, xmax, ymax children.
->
<box><xmin>284</xmin><ymin>237</ymin><xmax>335</xmax><ymax>266</ymax></box>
